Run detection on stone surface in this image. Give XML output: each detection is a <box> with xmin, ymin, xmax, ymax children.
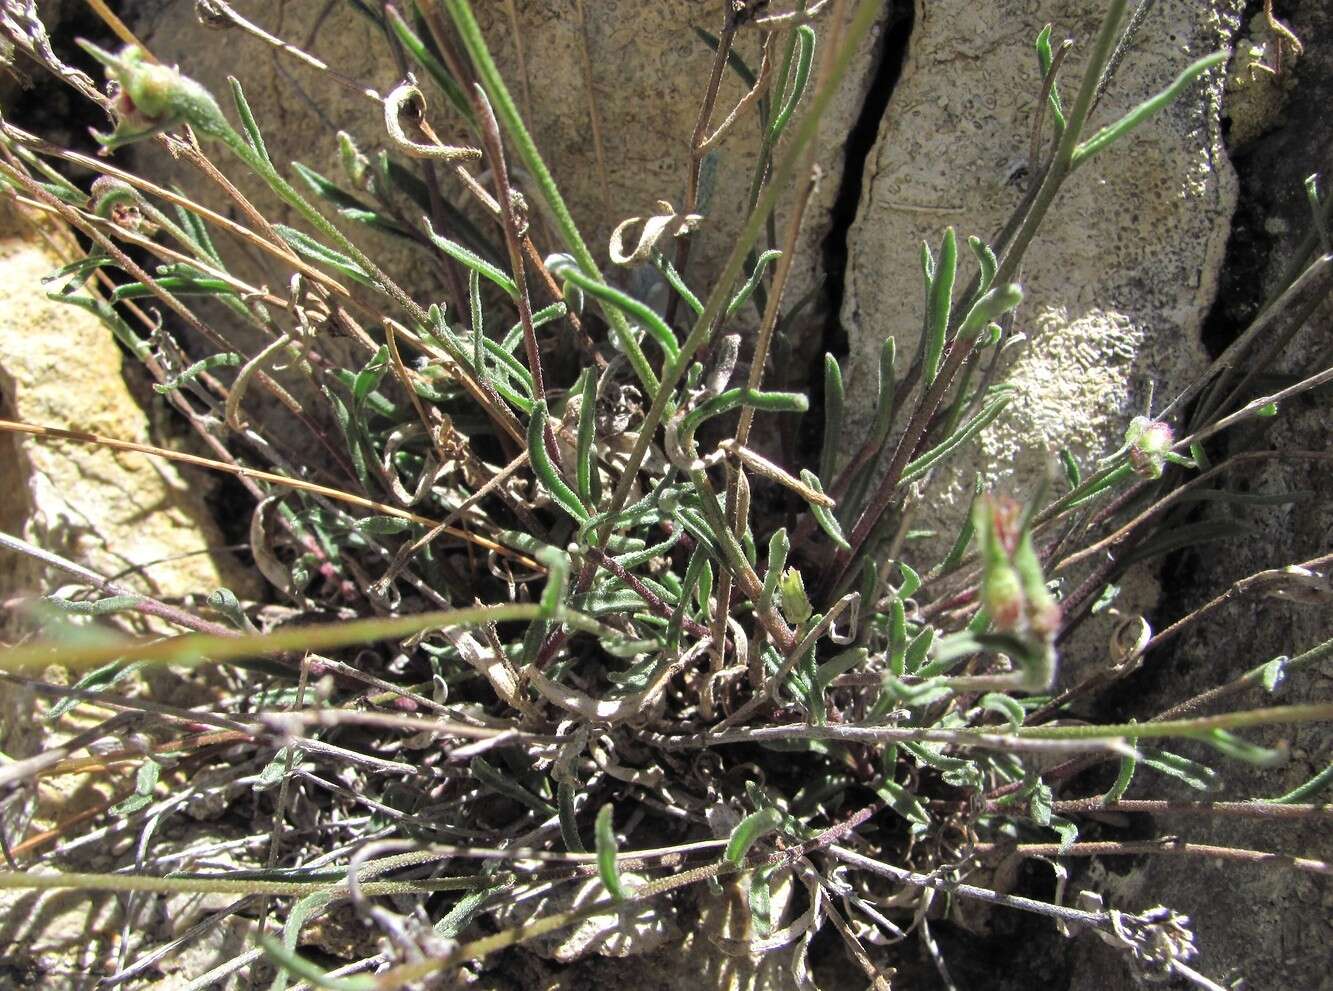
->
<box><xmin>838</xmin><ymin>0</ymin><xmax>1240</xmax><ymax>560</ymax></box>
<box><xmin>0</xmin><ymin>204</ymin><xmax>252</xmax><ymax>624</ymax></box>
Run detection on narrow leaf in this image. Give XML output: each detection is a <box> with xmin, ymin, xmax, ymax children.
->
<box><xmin>1072</xmin><ymin>51</ymin><xmax>1229</xmax><ymax>168</ymax></box>
<box><xmin>595</xmin><ymin>803</ymin><xmax>627</xmax><ymax>900</ymax></box>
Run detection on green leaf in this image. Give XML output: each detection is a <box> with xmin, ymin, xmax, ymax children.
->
<box><xmin>679</xmin><ymin>386</ymin><xmax>808</xmax><ymax>440</ymax></box>
<box><xmin>469</xmin><ymin>267</ymin><xmax>485</xmax><ymax>375</ymax></box>
<box><xmin>1027</xmin><ymin>779</ymin><xmax>1053</xmax><ymax>826</ymax></box>
<box><xmin>656</xmin><ymin>253</ymin><xmax>704</xmax><ymax>316</ymax></box>
<box><xmin>154</xmin><ymin>351</ymin><xmax>242</xmax><ymax>394</ymax></box>
<box><xmin>1072</xmin><ymin>51</ymin><xmax>1229</xmax><ymax>168</ymax></box>
<box><xmin>968</xmin><ymin>235</ymin><xmax>998</xmax><ymax>297</ymax></box>
<box><xmin>324</xmin><ymin>386</ymin><xmax>370</xmax><ymax>489</ymax></box>
<box><xmin>595</xmin><ymin>803</ymin><xmax>627</xmax><ymax>900</ymax></box>
<box><xmin>1104</xmin><ymin>737</ymin><xmax>1137</xmax><ymax>803</ymax></box>
<box><xmin>384</xmin><ymin>158</ymin><xmax>500</xmax><ymax>263</ymax></box>
<box><xmin>49</xmin><ymin>292</ymin><xmax>151</xmax><ymax>360</ymax></box>
<box><xmin>888</xmin><ymin>597</ymin><xmax>908</xmax><ymax>678</ymax></box>
<box><xmin>1050</xmin><ymin>815</ymin><xmax>1078</xmax><ymax>853</ymax></box>
<box><xmin>816</xmin><ymin>647</ymin><xmax>867</xmax><ymax>692</ymax></box>
<box><xmin>875</xmin><ymin>778</ymin><xmax>930</xmax><ymax>826</ymax></box>
<box><xmin>229</xmin><ymin>78</ymin><xmax>272</xmax><ymax>166</ymax></box>
<box><xmin>694</xmin><ymin>26</ymin><xmax>756</xmax><ymax>88</ymax></box>
<box><xmin>759</xmin><ymin>528</ymin><xmax>789</xmax><ymax>612</ymax></box>
<box><xmin>547</xmin><ymin>260</ymin><xmax>679</xmax><ymax>363</ymax></box>
<box><xmin>1058</xmin><ymin>448</ymin><xmax>1081</xmax><ymax>488</ymax></box>
<box><xmin>434</xmin><ymin>883</ymin><xmax>508</xmax><ymax>939</ymax></box>
<box><xmin>259</xmin><ymin>935</ymin><xmax>376</xmax><ymax>991</ymax></box>
<box><xmin>843</xmin><ymin>336</ymin><xmax>897</xmax><ymax>520</ymax></box>
<box><xmin>1267</xmin><ymin>763</ymin><xmax>1333</xmax><ymax>804</ymax></box>
<box><xmin>353</xmin><ymin>345</ymin><xmax>391</xmax><ymax>406</ymax></box>
<box><xmin>1035</xmin><ymin>24</ymin><xmax>1067</xmax><ymax>138</ymax></box>
<box><xmin>903</xmin><ymin>626</ymin><xmax>934</xmax><ymax>674</ymax></box>
<box><xmin>1141</xmin><ymin>749</ymin><xmax>1218</xmax><ymax>791</ymax></box>
<box><xmin>529</xmin><ymin>403</ymin><xmax>588</xmax><ymax>523</ymax></box>
<box><xmin>291</xmin><ymin>161</ymin><xmax>412</xmax><ymax>238</ymax></box>
<box><xmin>352</xmin><ymin>516</ymin><xmax>414</xmax><ymax>535</ymax></box>
<box><xmin>537</xmin><ymin>546</ymin><xmax>570</xmax><ymax>618</ymax></box>
<box><xmin>575</xmin><ymin>369</ymin><xmax>599</xmax><ymax>507</ymax></box>
<box><xmin>1196</xmin><ymin>729</ymin><xmax>1286</xmax><ymax>766</ymax></box>
<box><xmin>1122</xmin><ymin>519</ymin><xmax>1257</xmax><ymax>566</ymax></box>
<box><xmin>800</xmin><ymin>470</ymin><xmax>850</xmax><ymax>551</ymax></box>
<box><xmin>695</xmin><ymin>557</ymin><xmax>715</xmax><ymax>617</ymax></box>
<box><xmin>820</xmin><ymin>355</ymin><xmax>844</xmax><ymax>485</ymax></box>
<box><xmin>471</xmin><ymin>756</ymin><xmax>555</xmax><ymax>816</ymax></box>
<box><xmin>980</xmin><ymin>692</ymin><xmax>1025</xmax><ymax>729</ymax></box>
<box><xmin>109</xmin><ymin>276</ymin><xmax>238</xmax><ymax>303</ymax></box>
<box><xmin>40</xmin><ymin>593</ymin><xmax>143</xmax><ymax>617</ymax></box>
<box><xmin>206</xmin><ymin>588</ymin><xmax>252</xmax><ymax>631</ymax></box>
<box><xmin>43</xmin><ymin>253</ymin><xmax>116</xmax><ymax>289</ymax></box>
<box><xmin>255</xmin><ymin>744</ymin><xmax>304</xmax><ymax>790</ymax></box>
<box><xmin>1261</xmin><ymin>655</ymin><xmax>1288</xmax><ymax>694</ymax></box>
<box><xmin>111</xmin><ymin>758</ymin><xmax>162</xmax><ymax>816</ymax></box>
<box><xmin>46</xmin><ymin>659</ymin><xmax>147</xmax><ymax>722</ymax></box>
<box><xmin>898</xmin><ymin>562</ymin><xmax>922</xmax><ymax>599</ymax></box>
<box><xmin>923</xmin><ymin>227</ymin><xmax>957</xmax><ymax>387</ymax></box>
<box><xmin>768</xmin><ymin>25</ymin><xmax>815</xmax><ymax>142</ymax></box>
<box><xmin>725</xmin><ymin>807</ymin><xmax>784</xmax><ymax>866</ymax></box>
<box><xmin>558</xmin><ymin>779</ymin><xmax>585</xmax><ymax>853</ymax></box>
<box><xmin>274</xmin><ymin>225</ymin><xmax>374</xmax><ymax>286</ymax></box>
<box><xmin>726</xmin><ymin>249</ymin><xmax>783</xmax><ymax>319</ymax></box>
<box><xmin>900</xmin><ymin>394</ymin><xmax>1011</xmax><ymax>484</ymax></box>
<box><xmin>423</xmin><ymin>218</ymin><xmax>518</xmax><ymax>298</ymax></box>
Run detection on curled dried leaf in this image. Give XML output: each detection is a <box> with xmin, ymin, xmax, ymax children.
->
<box><xmin>609</xmin><ymin>201</ymin><xmax>703</xmax><ymax>266</ymax></box>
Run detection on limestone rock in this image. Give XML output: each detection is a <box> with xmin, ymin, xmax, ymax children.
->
<box><xmin>0</xmin><ymin>204</ymin><xmax>253</xmax><ymax>621</ymax></box>
<box><xmin>839</xmin><ymin>1</ymin><xmax>1241</xmax><ymax>552</ymax></box>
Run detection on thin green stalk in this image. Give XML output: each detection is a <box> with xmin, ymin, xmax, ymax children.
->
<box><xmin>0</xmin><ymin>602</ymin><xmax>614</xmax><ymax>673</ymax></box>
<box><xmin>600</xmin><ymin>0</ymin><xmax>888</xmax><ymax>547</ymax></box>
<box><xmin>832</xmin><ymin>0</ymin><xmax>1133</xmax><ymax>589</ymax></box>
<box><xmin>1011</xmin><ymin>702</ymin><xmax>1333</xmax><ymax>741</ymax></box>
<box><xmin>0</xmin><ymin>871</ymin><xmax>483</xmax><ymax>897</ymax></box>
<box><xmin>440</xmin><ymin>0</ymin><xmax>655</xmax><ymax>391</ymax></box>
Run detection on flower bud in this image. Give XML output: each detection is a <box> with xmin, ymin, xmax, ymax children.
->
<box><xmin>981</xmin><ymin>559</ymin><xmax>1026</xmax><ymax>632</ymax></box>
<box><xmin>90</xmin><ymin>176</ymin><xmax>157</xmax><ymax>235</ymax></box>
<box><xmin>1012</xmin><ymin>530</ymin><xmax>1061</xmax><ymax>640</ymax></box>
<box><xmin>975</xmin><ymin>494</ymin><xmax>1026</xmax><ymax>631</ymax></box>
<box><xmin>78</xmin><ymin>41</ymin><xmax>229</xmax><ymax>149</ymax></box>
<box><xmin>778</xmin><ymin>567</ymin><xmax>812</xmax><ymax>626</ymax></box>
<box><xmin>1125</xmin><ymin>416</ymin><xmax>1173</xmax><ymax>480</ymax></box>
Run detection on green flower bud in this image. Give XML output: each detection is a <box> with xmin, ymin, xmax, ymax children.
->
<box><xmin>778</xmin><ymin>567</ymin><xmax>812</xmax><ymax>626</ymax></box>
<box><xmin>981</xmin><ymin>559</ymin><xmax>1026</xmax><ymax>632</ymax></box>
<box><xmin>337</xmin><ymin>131</ymin><xmax>370</xmax><ymax>189</ymax></box>
<box><xmin>1012</xmin><ymin>530</ymin><xmax>1060</xmax><ymax>640</ymax></box>
<box><xmin>1125</xmin><ymin>416</ymin><xmax>1173</xmax><ymax>480</ymax></box>
<box><xmin>78</xmin><ymin>42</ymin><xmax>229</xmax><ymax>149</ymax></box>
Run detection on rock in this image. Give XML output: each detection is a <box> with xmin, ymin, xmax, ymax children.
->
<box><xmin>0</xmin><ymin>889</ymin><xmax>122</xmax><ymax>989</ymax></box>
<box><xmin>0</xmin><ymin>202</ymin><xmax>254</xmax><ymax>625</ymax></box>
<box><xmin>838</xmin><ymin>0</ymin><xmax>1240</xmax><ymax>555</ymax></box>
